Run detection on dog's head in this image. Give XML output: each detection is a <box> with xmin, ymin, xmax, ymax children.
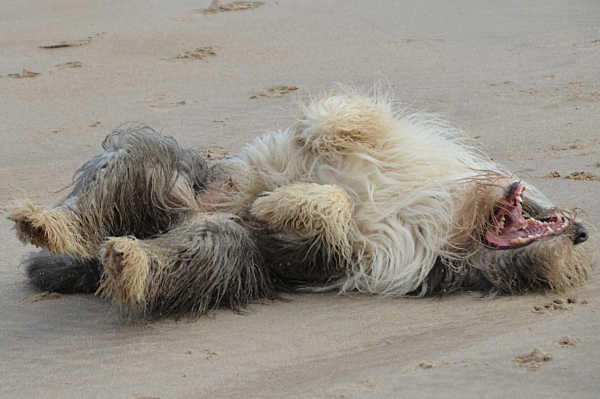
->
<box><xmin>484</xmin><ymin>182</ymin><xmax>587</xmax><ymax>249</ymax></box>
<box><xmin>469</xmin><ymin>181</ymin><xmax>593</xmax><ymax>293</ymax></box>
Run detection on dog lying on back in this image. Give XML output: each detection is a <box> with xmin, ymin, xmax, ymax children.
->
<box><xmin>9</xmin><ymin>91</ymin><xmax>592</xmax><ymax>317</ymax></box>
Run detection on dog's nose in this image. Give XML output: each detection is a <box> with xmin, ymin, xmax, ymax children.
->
<box><xmin>573</xmin><ymin>222</ymin><xmax>588</xmax><ymax>245</ymax></box>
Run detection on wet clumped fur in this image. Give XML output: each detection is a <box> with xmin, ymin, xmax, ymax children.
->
<box><xmin>9</xmin><ymin>89</ymin><xmax>595</xmax><ymax>318</ymax></box>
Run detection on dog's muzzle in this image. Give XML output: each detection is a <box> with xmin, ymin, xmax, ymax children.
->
<box><xmin>573</xmin><ymin>222</ymin><xmax>588</xmax><ymax>245</ymax></box>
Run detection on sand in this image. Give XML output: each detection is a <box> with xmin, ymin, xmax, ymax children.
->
<box><xmin>1</xmin><ymin>0</ymin><xmax>599</xmax><ymax>397</ymax></box>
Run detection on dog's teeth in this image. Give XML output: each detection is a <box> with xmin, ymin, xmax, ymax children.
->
<box><xmin>511</xmin><ymin>237</ymin><xmax>529</xmax><ymax>244</ymax></box>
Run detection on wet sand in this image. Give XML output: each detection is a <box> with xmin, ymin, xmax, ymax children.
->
<box><xmin>1</xmin><ymin>1</ymin><xmax>599</xmax><ymax>397</ymax></box>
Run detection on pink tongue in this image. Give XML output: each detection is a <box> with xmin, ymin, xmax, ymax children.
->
<box><xmin>485</xmin><ymin>202</ymin><xmax>526</xmax><ymax>246</ymax></box>
<box><xmin>501</xmin><ymin>207</ymin><xmax>525</xmax><ymax>236</ymax></box>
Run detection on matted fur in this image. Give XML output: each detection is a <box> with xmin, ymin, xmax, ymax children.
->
<box><xmin>9</xmin><ymin>89</ymin><xmax>595</xmax><ymax>318</ymax></box>
<box><xmin>97</xmin><ymin>214</ymin><xmax>275</xmax><ymax>317</ymax></box>
<box><xmin>10</xmin><ymin>126</ymin><xmax>209</xmax><ymax>260</ymax></box>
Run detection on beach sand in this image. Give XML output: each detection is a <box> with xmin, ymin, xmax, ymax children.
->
<box><xmin>1</xmin><ymin>1</ymin><xmax>599</xmax><ymax>397</ymax></box>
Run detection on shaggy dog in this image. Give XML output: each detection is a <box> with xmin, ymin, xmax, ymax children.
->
<box><xmin>9</xmin><ymin>91</ymin><xmax>593</xmax><ymax>317</ymax></box>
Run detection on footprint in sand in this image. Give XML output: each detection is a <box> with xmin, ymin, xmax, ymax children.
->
<box><xmin>144</xmin><ymin>94</ymin><xmax>187</xmax><ymax>111</ymax></box>
<box><xmin>199</xmin><ymin>1</ymin><xmax>264</xmax><ymax>14</ymax></box>
<box><xmin>556</xmin><ymin>337</ymin><xmax>577</xmax><ymax>348</ymax></box>
<box><xmin>549</xmin><ymin>170</ymin><xmax>600</xmax><ymax>181</ymax></box>
<box><xmin>9</xmin><ymin>62</ymin><xmax>82</xmax><ymax>80</ymax></box>
<box><xmin>8</xmin><ymin>69</ymin><xmax>40</xmax><ymax>79</ymax></box>
<box><xmin>250</xmin><ymin>85</ymin><xmax>298</xmax><ymax>99</ymax></box>
<box><xmin>564</xmin><ymin>171</ymin><xmax>600</xmax><ymax>181</ymax></box>
<box><xmin>417</xmin><ymin>360</ymin><xmax>469</xmax><ymax>370</ymax></box>
<box><xmin>40</xmin><ymin>39</ymin><xmax>91</xmax><ymax>49</ymax></box>
<box><xmin>532</xmin><ymin>297</ymin><xmax>588</xmax><ymax>313</ymax></box>
<box><xmin>551</xmin><ymin>142</ymin><xmax>585</xmax><ymax>151</ymax></box>
<box><xmin>489</xmin><ymin>80</ymin><xmax>513</xmax><ymax>87</ymax></box>
<box><xmin>54</xmin><ymin>61</ymin><xmax>83</xmax><ymax>69</ymax></box>
<box><xmin>532</xmin><ymin>298</ymin><xmax>571</xmax><ymax>313</ymax></box>
<box><xmin>514</xmin><ymin>348</ymin><xmax>552</xmax><ymax>370</ymax></box>
<box><xmin>171</xmin><ymin>47</ymin><xmax>217</xmax><ymax>61</ymax></box>
<box><xmin>39</xmin><ymin>33</ymin><xmax>105</xmax><ymax>49</ymax></box>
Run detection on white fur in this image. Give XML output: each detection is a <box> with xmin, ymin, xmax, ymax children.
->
<box><xmin>223</xmin><ymin>90</ymin><xmax>508</xmax><ymax>295</ymax></box>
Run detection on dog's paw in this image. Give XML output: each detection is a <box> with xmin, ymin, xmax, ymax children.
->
<box><xmin>8</xmin><ymin>202</ymin><xmax>87</xmax><ymax>257</ymax></box>
<box><xmin>9</xmin><ymin>202</ymin><xmax>47</xmax><ymax>244</ymax></box>
<box><xmin>98</xmin><ymin>237</ymin><xmax>149</xmax><ymax>308</ymax></box>
<box><xmin>251</xmin><ymin>183</ymin><xmax>353</xmax><ymax>237</ymax></box>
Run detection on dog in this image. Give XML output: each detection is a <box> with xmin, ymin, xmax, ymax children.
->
<box><xmin>9</xmin><ymin>90</ymin><xmax>592</xmax><ymax>318</ymax></box>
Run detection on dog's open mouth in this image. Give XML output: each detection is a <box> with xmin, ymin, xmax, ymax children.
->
<box><xmin>484</xmin><ymin>183</ymin><xmax>569</xmax><ymax>249</ymax></box>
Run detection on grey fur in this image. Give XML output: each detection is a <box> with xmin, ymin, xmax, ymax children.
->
<box><xmin>26</xmin><ymin>250</ymin><xmax>102</xmax><ymax>294</ymax></box>
<box><xmin>107</xmin><ymin>214</ymin><xmax>276</xmax><ymax>318</ymax></box>
<box><xmin>61</xmin><ymin>125</ymin><xmax>210</xmax><ymax>257</ymax></box>
<box><xmin>19</xmin><ymin>127</ymin><xmax>278</xmax><ymax>317</ymax></box>
<box><xmin>245</xmin><ymin>219</ymin><xmax>348</xmax><ymax>290</ymax></box>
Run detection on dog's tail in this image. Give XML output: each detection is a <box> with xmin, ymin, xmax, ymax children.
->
<box><xmin>25</xmin><ymin>250</ymin><xmax>102</xmax><ymax>294</ymax></box>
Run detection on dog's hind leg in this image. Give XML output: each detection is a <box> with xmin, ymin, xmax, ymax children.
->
<box><xmin>97</xmin><ymin>213</ymin><xmax>274</xmax><ymax>317</ymax></box>
<box><xmin>250</xmin><ymin>183</ymin><xmax>355</xmax><ymax>266</ymax></box>
<box><xmin>9</xmin><ymin>126</ymin><xmax>208</xmax><ymax>259</ymax></box>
